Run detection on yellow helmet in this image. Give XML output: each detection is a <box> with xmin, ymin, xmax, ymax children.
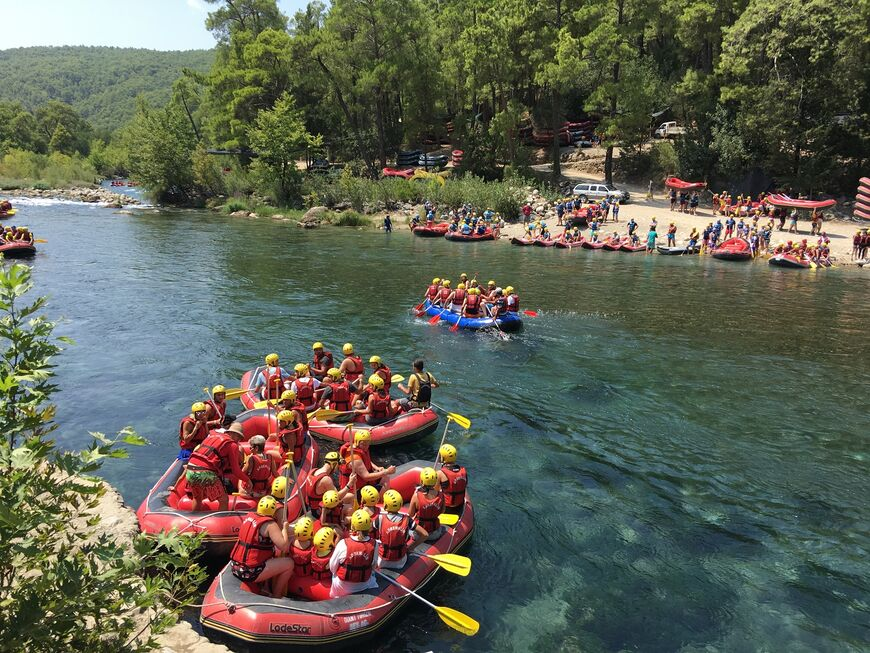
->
<box><xmin>350</xmin><ymin>509</ymin><xmax>372</xmax><ymax>532</ymax></box>
<box><xmin>353</xmin><ymin>430</ymin><xmax>371</xmax><ymax>445</ymax></box>
<box><xmin>505</xmin><ymin>286</ymin><xmax>514</xmax><ymax>294</ymax></box>
<box><xmin>294</xmin><ymin>516</ymin><xmax>314</xmax><ymax>538</ymax></box>
<box><xmin>360</xmin><ymin>485</ymin><xmax>379</xmax><ymax>507</ymax></box>
<box><xmin>271</xmin><ymin>476</ymin><xmax>287</xmax><ymax>499</ymax></box>
<box><xmin>265</xmin><ymin>353</ymin><xmax>279</xmax><ymax>365</ymax></box>
<box><xmin>441</xmin><ymin>280</ymin><xmax>450</xmax><ymax>287</ymax></box>
<box><xmin>342</xmin><ymin>343</ymin><xmax>354</xmax><ymax>355</ymax></box>
<box><xmin>369</xmin><ymin>355</ymin><xmax>381</xmax><ymax>365</ymax></box>
<box><xmin>470</xmin><ymin>278</ymin><xmax>478</xmax><ymax>285</ymax></box>
<box><xmin>457</xmin><ymin>283</ymin><xmax>466</xmax><ymax>289</ymax></box>
<box><xmin>487</xmin><ymin>280</ymin><xmax>495</xmax><ymax>286</ymax></box>
<box><xmin>277</xmin><ymin>410</ymin><xmax>294</xmax><ymax>423</ymax></box>
<box><xmin>191</xmin><ymin>402</ymin><xmax>207</xmax><ymax>413</ymax></box>
<box><xmin>439</xmin><ymin>443</ymin><xmax>457</xmax><ymax>464</ymax></box>
<box><xmin>312</xmin><ymin>342</ymin><xmax>324</xmax><ymax>350</ymax></box>
<box><xmin>420</xmin><ymin>467</ymin><xmax>438</xmax><ymax>487</ymax></box>
<box><xmin>321</xmin><ymin>490</ymin><xmax>340</xmax><ymax>509</ymax></box>
<box><xmin>280</xmin><ymin>390</ymin><xmax>296</xmax><ymax>402</ymax></box>
<box><xmin>325</xmin><ymin>451</ymin><xmax>340</xmax><ymax>465</ymax></box>
<box><xmin>294</xmin><ymin>363</ymin><xmax>308</xmax><ymax>374</ymax></box>
<box><xmin>383</xmin><ymin>489</ymin><xmax>403</xmax><ymax>513</ymax></box>
<box><xmin>459</xmin><ymin>272</ymin><xmax>468</xmax><ymax>280</ymax></box>
<box><xmin>212</xmin><ymin>384</ymin><xmax>226</xmax><ymax>395</ymax></box>
<box><xmin>313</xmin><ymin>526</ymin><xmax>337</xmax><ymax>552</ymax></box>
<box><xmin>257</xmin><ymin>495</ymin><xmax>279</xmax><ymax>517</ymax></box>
<box><xmin>327</xmin><ymin>367</ymin><xmax>342</xmax><ymax>379</ymax></box>
<box><xmin>432</xmin><ymin>277</ymin><xmax>441</xmax><ymax>284</ymax></box>
<box><xmin>368</xmin><ymin>374</ymin><xmax>384</xmax><ymax>389</ymax></box>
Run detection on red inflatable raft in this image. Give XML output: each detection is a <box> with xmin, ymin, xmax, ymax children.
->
<box><xmin>581</xmin><ymin>239</ymin><xmax>606</xmax><ymax>250</ymax></box>
<box><xmin>764</xmin><ymin>194</ymin><xmax>836</xmax><ymax>209</ymax></box>
<box><xmin>308</xmin><ymin>408</ymin><xmax>439</xmax><ymax>447</ymax></box>
<box><xmin>532</xmin><ymin>238</ymin><xmax>556</xmax><ymax>247</ymax></box>
<box><xmin>665</xmin><ymin>177</ymin><xmax>706</xmax><ymax>190</ymax></box>
<box><xmin>200</xmin><ymin>460</ymin><xmax>474</xmax><ymax>650</ymax></box>
<box><xmin>444</xmin><ymin>230</ymin><xmax>494</xmax><ymax>242</ymax></box>
<box><xmin>0</xmin><ymin>241</ymin><xmax>36</xmax><ymax>258</ymax></box>
<box><xmin>620</xmin><ymin>242</ymin><xmax>646</xmax><ymax>252</ymax></box>
<box><xmin>382</xmin><ymin>167</ymin><xmax>415</xmax><ymax>179</ymax></box>
<box><xmin>412</xmin><ymin>223</ymin><xmax>449</xmax><ymax>237</ymax></box>
<box><xmin>602</xmin><ymin>238</ymin><xmax>623</xmax><ymax>251</ymax></box>
<box><xmin>136</xmin><ymin>409</ymin><xmax>319</xmax><ymax>556</ymax></box>
<box><xmin>511</xmin><ymin>236</ymin><xmax>535</xmax><ymax>246</ymax></box>
<box><xmin>554</xmin><ymin>238</ymin><xmax>584</xmax><ymax>249</ymax></box>
<box><xmin>769</xmin><ymin>253</ymin><xmax>812</xmax><ymax>269</ymax></box>
<box><xmin>711</xmin><ymin>237</ymin><xmax>752</xmax><ymax>261</ymax></box>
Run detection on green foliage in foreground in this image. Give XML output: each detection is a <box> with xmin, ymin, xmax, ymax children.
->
<box><xmin>0</xmin><ymin>263</ymin><xmax>205</xmax><ymax>652</ymax></box>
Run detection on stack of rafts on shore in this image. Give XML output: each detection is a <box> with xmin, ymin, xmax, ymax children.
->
<box><xmin>856</xmin><ymin>176</ymin><xmax>870</xmax><ymax>221</ymax></box>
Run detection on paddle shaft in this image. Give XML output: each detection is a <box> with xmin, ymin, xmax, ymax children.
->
<box><xmin>433</xmin><ymin>417</ymin><xmax>453</xmax><ymax>465</ymax></box>
<box><xmin>376</xmin><ymin>571</ymin><xmax>440</xmax><ymax>610</ymax></box>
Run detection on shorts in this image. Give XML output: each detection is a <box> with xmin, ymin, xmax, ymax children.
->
<box><xmin>232</xmin><ymin>562</ymin><xmax>265</xmax><ymax>582</ymax></box>
<box><xmin>185</xmin><ymin>470</ymin><xmax>226</xmax><ymax>502</ymax></box>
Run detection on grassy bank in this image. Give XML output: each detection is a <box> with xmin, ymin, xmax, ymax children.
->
<box><xmin>0</xmin><ymin>149</ymin><xmax>98</xmax><ymax>190</ymax></box>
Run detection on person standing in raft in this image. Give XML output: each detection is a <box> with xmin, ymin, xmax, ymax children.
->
<box><xmin>397</xmin><ymin>359</ymin><xmax>438</xmax><ymax>411</ymax></box>
<box><xmin>329</xmin><ymin>509</ymin><xmax>380</xmax><ymax>598</ymax></box>
<box><xmin>239</xmin><ymin>435</ymin><xmax>276</xmax><ymax>499</ymax></box>
<box><xmin>255</xmin><ymin>353</ymin><xmax>292</xmax><ymax>401</ymax></box>
<box><xmin>178</xmin><ymin>401</ymin><xmax>210</xmax><ymax>459</ymax></box>
<box><xmin>339</xmin><ymin>343</ymin><xmax>364</xmax><ymax>384</ymax></box>
<box><xmin>376</xmin><ymin>490</ymin><xmax>428</xmax><ymax>569</ymax></box>
<box><xmin>186</xmin><ymin>422</ymin><xmax>250</xmax><ymax>512</ymax></box>
<box><xmin>339</xmin><ymin>430</ymin><xmax>395</xmax><ymax>498</ymax></box>
<box><xmin>368</xmin><ymin>355</ymin><xmax>392</xmax><ymax>391</ymax></box>
<box><xmin>437</xmin><ymin>444</ymin><xmax>467</xmax><ymax>512</ymax></box>
<box><xmin>230</xmin><ymin>496</ymin><xmax>294</xmax><ymax>597</ymax></box>
<box><xmin>307</xmin><ymin>451</ymin><xmax>357</xmax><ymax>519</ymax></box>
<box><xmin>205</xmin><ymin>385</ymin><xmax>234</xmax><ymax>429</ymax></box>
<box><xmin>408</xmin><ymin>467</ymin><xmax>445</xmax><ymax>542</ymax></box>
<box><xmin>310</xmin><ymin>342</ymin><xmax>334</xmax><ymax>381</ymax></box>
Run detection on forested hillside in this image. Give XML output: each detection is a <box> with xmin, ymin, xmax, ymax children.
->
<box><xmin>0</xmin><ymin>46</ymin><xmax>213</xmax><ymax>132</ymax></box>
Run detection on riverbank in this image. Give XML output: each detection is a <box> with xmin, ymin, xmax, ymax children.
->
<box><xmin>8</xmin><ymin>185</ymin><xmax>139</xmax><ymax>207</ymax></box>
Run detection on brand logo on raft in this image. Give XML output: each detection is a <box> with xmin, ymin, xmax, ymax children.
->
<box><xmin>270</xmin><ymin>623</ymin><xmax>311</xmax><ymax>634</ymax></box>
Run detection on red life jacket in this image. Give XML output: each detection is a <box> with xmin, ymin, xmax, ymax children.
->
<box><xmin>343</xmin><ymin>355</ymin><xmax>363</xmax><ymax>382</ymax></box>
<box><xmin>465</xmin><ymin>294</ymin><xmax>481</xmax><ymax>316</ymax></box>
<box><xmin>292</xmin><ymin>401</ymin><xmax>309</xmax><ymax>431</ymax></box>
<box><xmin>329</xmin><ymin>380</ymin><xmax>352</xmax><ymax>412</ymax></box>
<box><xmin>426</xmin><ymin>284</ymin><xmax>438</xmax><ymax>300</ymax></box>
<box><xmin>370</xmin><ymin>391</ymin><xmax>392</xmax><ymax>419</ymax></box>
<box><xmin>187</xmin><ymin>433</ymin><xmax>232</xmax><ymax>473</ymax></box>
<box><xmin>306</xmin><ymin>468</ymin><xmax>331</xmax><ymax>510</ymax></box>
<box><xmin>376</xmin><ymin>513</ymin><xmax>411</xmax><ymax>561</ymax></box>
<box><xmin>229</xmin><ymin>513</ymin><xmax>274</xmax><ymax>568</ymax></box>
<box><xmin>414</xmin><ymin>487</ymin><xmax>445</xmax><ymax>533</ymax></box>
<box><xmin>205</xmin><ymin>399</ymin><xmax>226</xmax><ymax>423</ymax></box>
<box><xmin>278</xmin><ymin>425</ymin><xmax>304</xmax><ymax>465</ymax></box>
<box><xmin>310</xmin><ymin>551</ymin><xmax>332</xmax><ymax>580</ymax></box>
<box><xmin>264</xmin><ymin>366</ymin><xmax>285</xmax><ymax>400</ymax></box>
<box><xmin>506</xmin><ymin>294</ymin><xmax>520</xmax><ymax>313</ymax></box>
<box><xmin>438</xmin><ymin>287</ymin><xmax>452</xmax><ymax>303</ymax></box>
<box><xmin>336</xmin><ymin>537</ymin><xmax>375</xmax><ymax>582</ymax></box>
<box><xmin>312</xmin><ymin>350</ymin><xmax>333</xmax><ymax>373</ymax></box>
<box><xmin>247</xmin><ymin>452</ymin><xmax>273</xmax><ymax>494</ymax></box>
<box><xmin>440</xmin><ymin>464</ymin><xmax>467</xmax><ymax>508</ymax></box>
<box><xmin>291</xmin><ymin>542</ymin><xmax>312</xmax><ymax>576</ymax></box>
<box><xmin>375</xmin><ymin>365</ymin><xmax>392</xmax><ymax>391</ymax></box>
<box><xmin>294</xmin><ymin>377</ymin><xmax>316</xmax><ymax>409</ymax></box>
<box><xmin>178</xmin><ymin>416</ymin><xmax>208</xmax><ymax>449</ymax></box>
<box><xmin>338</xmin><ymin>443</ymin><xmax>372</xmax><ymax>488</ymax></box>
<box><xmin>452</xmin><ymin>289</ymin><xmax>466</xmax><ymax>305</ymax></box>
<box><xmin>321</xmin><ymin>504</ymin><xmax>343</xmax><ymax>527</ymax></box>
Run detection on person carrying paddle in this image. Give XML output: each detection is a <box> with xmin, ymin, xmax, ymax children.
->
<box><xmin>318</xmin><ymin>367</ymin><xmax>354</xmax><ymax>415</ymax></box>
<box><xmin>450</xmin><ymin>283</ymin><xmax>467</xmax><ymax>313</ymax></box>
<box><xmin>276</xmin><ymin>409</ymin><xmax>305</xmax><ymax>466</ymax></box>
<box><xmin>397</xmin><ymin>359</ymin><xmax>438</xmax><ymax>411</ymax></box>
<box><xmin>487</xmin><ymin>288</ymin><xmax>507</xmax><ymax>319</ymax></box>
<box><xmin>368</xmin><ymin>356</ymin><xmax>392</xmax><ymax>391</ymax></box>
<box><xmin>329</xmin><ymin>510</ymin><xmax>380</xmax><ymax>598</ymax></box>
<box><xmin>178</xmin><ymin>401</ymin><xmax>210</xmax><ymax>459</ymax></box>
<box><xmin>339</xmin><ymin>430</ymin><xmax>395</xmax><ymax>497</ymax></box>
<box><xmin>310</xmin><ymin>342</ymin><xmax>334</xmax><ymax>380</ymax></box>
<box><xmin>255</xmin><ymin>353</ymin><xmax>292</xmax><ymax>401</ymax></box>
<box><xmin>433</xmin><ymin>279</ymin><xmax>453</xmax><ymax>307</ymax></box>
<box><xmin>307</xmin><ymin>451</ymin><xmax>357</xmax><ymax>518</ymax></box>
<box><xmin>424</xmin><ymin>278</ymin><xmax>442</xmax><ymax>305</ymax></box>
<box><xmin>376</xmin><ymin>490</ymin><xmax>428</xmax><ymax>569</ymax></box>
<box><xmin>436</xmin><ymin>444</ymin><xmax>467</xmax><ymax>512</ymax></box>
<box><xmin>339</xmin><ymin>343</ymin><xmax>364</xmax><ymax>383</ymax></box>
<box><xmin>462</xmin><ymin>287</ymin><xmax>483</xmax><ymax>317</ymax></box>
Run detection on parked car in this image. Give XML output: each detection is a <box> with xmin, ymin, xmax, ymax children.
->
<box><xmin>572</xmin><ymin>183</ymin><xmax>630</xmax><ymax>203</ymax></box>
<box><xmin>654</xmin><ymin>121</ymin><xmax>686</xmax><ymax>139</ymax></box>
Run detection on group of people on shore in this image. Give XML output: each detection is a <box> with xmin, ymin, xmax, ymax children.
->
<box><xmin>424</xmin><ymin>274</ymin><xmax>520</xmax><ymax>319</ymax></box>
<box><xmin>668</xmin><ymin>188</ymin><xmax>701</xmax><ymax>214</ymax></box>
<box><xmin>851</xmin><ymin>228</ymin><xmax>870</xmax><ymax>260</ymax></box>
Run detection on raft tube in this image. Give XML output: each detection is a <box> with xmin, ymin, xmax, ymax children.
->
<box><xmin>554</xmin><ymin>239</ymin><xmax>583</xmax><ymax>249</ymax></box>
<box><xmin>422</xmin><ymin>299</ymin><xmax>522</xmax><ymax>332</ymax></box>
<box><xmin>581</xmin><ymin>240</ymin><xmax>606</xmax><ymax>250</ymax></box>
<box><xmin>656</xmin><ymin>245</ymin><xmax>698</xmax><ymax>255</ymax></box>
<box><xmin>510</xmin><ymin>237</ymin><xmax>534</xmax><ymax>246</ymax></box>
<box><xmin>412</xmin><ymin>223</ymin><xmax>449</xmax><ymax>237</ymax></box>
<box><xmin>136</xmin><ymin>409</ymin><xmax>319</xmax><ymax>557</ymax></box>
<box><xmin>200</xmin><ymin>460</ymin><xmax>474</xmax><ymax>651</ymax></box>
<box><xmin>444</xmin><ymin>230</ymin><xmax>494</xmax><ymax>242</ymax></box>
<box><xmin>620</xmin><ymin>242</ymin><xmax>646</xmax><ymax>252</ymax></box>
<box><xmin>711</xmin><ymin>237</ymin><xmax>752</xmax><ymax>261</ymax></box>
<box><xmin>0</xmin><ymin>208</ymin><xmax>17</xmax><ymax>218</ymax></box>
<box><xmin>308</xmin><ymin>408</ymin><xmax>439</xmax><ymax>447</ymax></box>
<box><xmin>602</xmin><ymin>238</ymin><xmax>623</xmax><ymax>251</ymax></box>
<box><xmin>769</xmin><ymin>253</ymin><xmax>811</xmax><ymax>269</ymax></box>
<box><xmin>532</xmin><ymin>238</ymin><xmax>556</xmax><ymax>247</ymax></box>
<box><xmin>0</xmin><ymin>241</ymin><xmax>36</xmax><ymax>257</ymax></box>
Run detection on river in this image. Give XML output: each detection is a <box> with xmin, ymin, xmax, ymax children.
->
<box><xmin>15</xmin><ymin>195</ymin><xmax>870</xmax><ymax>652</ymax></box>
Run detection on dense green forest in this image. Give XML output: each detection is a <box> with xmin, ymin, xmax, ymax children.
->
<box><xmin>0</xmin><ymin>47</ymin><xmax>213</xmax><ymax>133</ymax></box>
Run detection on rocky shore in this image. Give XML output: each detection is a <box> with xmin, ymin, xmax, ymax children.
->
<box><xmin>11</xmin><ymin>186</ymin><xmax>139</xmax><ymax>207</ymax></box>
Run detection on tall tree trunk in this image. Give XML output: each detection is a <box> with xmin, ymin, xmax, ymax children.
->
<box><xmin>551</xmin><ymin>89</ymin><xmax>562</xmax><ymax>181</ymax></box>
<box><xmin>374</xmin><ymin>90</ymin><xmax>387</xmax><ymax>168</ymax></box>
<box><xmin>605</xmin><ymin>0</ymin><xmax>624</xmax><ymax>186</ymax></box>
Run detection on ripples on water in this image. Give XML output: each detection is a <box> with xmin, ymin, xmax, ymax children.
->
<box><xmin>16</xmin><ymin>203</ymin><xmax>870</xmax><ymax>652</ymax></box>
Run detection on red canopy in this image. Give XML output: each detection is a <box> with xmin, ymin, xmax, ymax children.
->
<box><xmin>764</xmin><ymin>194</ymin><xmax>836</xmax><ymax>209</ymax></box>
<box><xmin>665</xmin><ymin>177</ymin><xmax>706</xmax><ymax>190</ymax></box>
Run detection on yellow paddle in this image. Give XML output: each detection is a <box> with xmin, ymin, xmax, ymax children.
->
<box><xmin>412</xmin><ymin>552</ymin><xmax>471</xmax><ymax>576</ymax></box>
<box><xmin>309</xmin><ymin>407</ymin><xmax>355</xmax><ymax>421</ymax></box>
<box><xmin>390</xmin><ymin>374</ymin><xmax>405</xmax><ymax>383</ymax></box>
<box><xmin>430</xmin><ymin>402</ymin><xmax>471</xmax><ymax>430</ymax></box>
<box><xmin>253</xmin><ymin>399</ymin><xmax>276</xmax><ymax>410</ymax></box>
<box><xmin>34</xmin><ymin>238</ymin><xmax>48</xmax><ymax>243</ymax></box>
<box><xmin>222</xmin><ymin>388</ymin><xmax>248</xmax><ymax>400</ymax></box>
<box><xmin>376</xmin><ymin>571</ymin><xmax>479</xmax><ymax>636</ymax></box>
<box><xmin>438</xmin><ymin>513</ymin><xmax>459</xmax><ymax>526</ymax></box>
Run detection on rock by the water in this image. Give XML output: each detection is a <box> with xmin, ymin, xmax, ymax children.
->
<box><xmin>298</xmin><ymin>205</ymin><xmax>328</xmax><ymax>228</ymax></box>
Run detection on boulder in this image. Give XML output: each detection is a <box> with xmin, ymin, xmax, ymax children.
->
<box><xmin>298</xmin><ymin>206</ymin><xmax>328</xmax><ymax>228</ymax></box>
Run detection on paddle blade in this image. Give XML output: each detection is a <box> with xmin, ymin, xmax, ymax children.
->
<box><xmin>390</xmin><ymin>374</ymin><xmax>405</xmax><ymax>383</ymax></box>
<box><xmin>428</xmin><ymin>313</ymin><xmax>442</xmax><ymax>324</ymax></box>
<box><xmin>522</xmin><ymin>310</ymin><xmax>538</xmax><ymax>317</ymax></box>
<box><xmin>34</xmin><ymin>238</ymin><xmax>48</xmax><ymax>243</ymax></box>
<box><xmin>310</xmin><ymin>408</ymin><xmax>346</xmax><ymax>421</ymax></box>
<box><xmin>425</xmin><ymin>552</ymin><xmax>471</xmax><ymax>576</ymax></box>
<box><xmin>414</xmin><ymin>302</ymin><xmax>424</xmax><ymax>311</ymax></box>
<box><xmin>435</xmin><ymin>606</ymin><xmax>479</xmax><ymax>636</ymax></box>
<box><xmin>450</xmin><ymin>321</ymin><xmax>460</xmax><ymax>332</ymax></box>
<box><xmin>447</xmin><ymin>412</ymin><xmax>471</xmax><ymax>429</ymax></box>
<box><xmin>438</xmin><ymin>513</ymin><xmax>459</xmax><ymax>526</ymax></box>
<box><xmin>223</xmin><ymin>387</ymin><xmax>248</xmax><ymax>400</ymax></box>
<box><xmin>254</xmin><ymin>399</ymin><xmax>278</xmax><ymax>410</ymax></box>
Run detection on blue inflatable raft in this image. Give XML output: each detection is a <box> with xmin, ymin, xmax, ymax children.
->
<box><xmin>422</xmin><ymin>300</ymin><xmax>523</xmax><ymax>332</ymax></box>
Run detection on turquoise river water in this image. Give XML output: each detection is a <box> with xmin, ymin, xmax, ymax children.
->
<box><xmin>13</xmin><ymin>195</ymin><xmax>870</xmax><ymax>652</ymax></box>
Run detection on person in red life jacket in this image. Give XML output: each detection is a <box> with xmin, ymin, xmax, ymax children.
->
<box><xmin>318</xmin><ymin>368</ymin><xmax>354</xmax><ymax>415</ymax></box>
<box><xmin>339</xmin><ymin>343</ymin><xmax>364</xmax><ymax>384</ymax></box>
<box><xmin>339</xmin><ymin>430</ymin><xmax>395</xmax><ymax>498</ymax></box>
<box><xmin>185</xmin><ymin>423</ymin><xmax>250</xmax><ymax>511</ymax></box>
<box><xmin>450</xmin><ymin>282</ymin><xmax>467</xmax><ymax>313</ymax></box>
<box><xmin>358</xmin><ymin>485</ymin><xmax>381</xmax><ymax>536</ymax></box>
<box><xmin>178</xmin><ymin>402</ymin><xmax>210</xmax><ymax>459</ymax></box>
<box><xmin>368</xmin><ymin>355</ymin><xmax>392</xmax><ymax>391</ymax></box>
<box><xmin>329</xmin><ymin>509</ymin><xmax>380</xmax><ymax>598</ymax></box>
<box><xmin>423</xmin><ymin>277</ymin><xmax>442</xmax><ymax>304</ymax></box>
<box><xmin>462</xmin><ymin>287</ymin><xmax>483</xmax><ymax>317</ymax></box>
<box><xmin>276</xmin><ymin>410</ymin><xmax>305</xmax><ymax>466</ymax></box>
<box><xmin>433</xmin><ymin>279</ymin><xmax>453</xmax><ymax>307</ymax></box>
<box><xmin>307</xmin><ymin>451</ymin><xmax>357</xmax><ymax>519</ymax></box>
<box><xmin>310</xmin><ymin>342</ymin><xmax>334</xmax><ymax>380</ymax></box>
<box><xmin>255</xmin><ymin>353</ymin><xmax>292</xmax><ymax>401</ymax></box>
<box><xmin>481</xmin><ymin>279</ymin><xmax>497</xmax><ymax>303</ymax></box>
<box><xmin>270</xmin><ymin>476</ymin><xmax>289</xmax><ymax>527</ymax></box>
<box><xmin>504</xmin><ymin>286</ymin><xmax>520</xmax><ymax>313</ymax></box>
<box><xmin>205</xmin><ymin>384</ymin><xmax>234</xmax><ymax>429</ymax></box>
<box><xmin>436</xmin><ymin>444</ymin><xmax>467</xmax><ymax>512</ymax></box>
<box><xmin>310</xmin><ymin>526</ymin><xmax>338</xmax><ymax>582</ymax></box>
<box><xmin>319</xmin><ymin>490</ymin><xmax>349</xmax><ymax>537</ymax></box>
<box><xmin>229</xmin><ymin>496</ymin><xmax>294</xmax><ymax>596</ymax></box>
<box><xmin>290</xmin><ymin>516</ymin><xmax>315</xmax><ymax>578</ymax></box>
<box><xmin>290</xmin><ymin>363</ymin><xmax>320</xmax><ymax>411</ymax></box>
<box><xmin>397</xmin><ymin>358</ymin><xmax>438</xmax><ymax>411</ymax></box>
<box><xmin>408</xmin><ymin>467</ymin><xmax>445</xmax><ymax>542</ymax></box>
<box><xmin>376</xmin><ymin>489</ymin><xmax>428</xmax><ymax>569</ymax></box>
<box><xmin>276</xmin><ymin>390</ymin><xmax>309</xmax><ymax>434</ymax></box>
<box><xmin>356</xmin><ymin>374</ymin><xmax>398</xmax><ymax>426</ymax></box>
<box><xmin>239</xmin><ymin>435</ymin><xmax>276</xmax><ymax>498</ymax></box>
<box><xmin>488</xmin><ymin>288</ymin><xmax>507</xmax><ymax>319</ymax></box>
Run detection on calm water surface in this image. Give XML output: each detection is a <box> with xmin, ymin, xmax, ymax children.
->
<box><xmin>14</xmin><ymin>195</ymin><xmax>870</xmax><ymax>652</ymax></box>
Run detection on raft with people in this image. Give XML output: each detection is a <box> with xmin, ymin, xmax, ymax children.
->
<box><xmin>136</xmin><ymin>409</ymin><xmax>320</xmax><ymax>556</ymax></box>
<box><xmin>619</xmin><ymin>241</ymin><xmax>646</xmax><ymax>253</ymax></box>
<box><xmin>421</xmin><ymin>299</ymin><xmax>522</xmax><ymax>332</ymax></box>
<box><xmin>581</xmin><ymin>239</ymin><xmax>606</xmax><ymax>250</ymax></box>
<box><xmin>768</xmin><ymin>253</ymin><xmax>813</xmax><ymax>269</ymax></box>
<box><xmin>555</xmin><ymin>237</ymin><xmax>584</xmax><ymax>249</ymax></box>
<box><xmin>444</xmin><ymin>230</ymin><xmax>494</xmax><ymax>242</ymax></box>
<box><xmin>199</xmin><ymin>459</ymin><xmax>475</xmax><ymax>650</ymax></box>
<box><xmin>510</xmin><ymin>236</ymin><xmax>535</xmax><ymax>246</ymax></box>
<box><xmin>0</xmin><ymin>240</ymin><xmax>36</xmax><ymax>257</ymax></box>
<box><xmin>532</xmin><ymin>237</ymin><xmax>556</xmax><ymax>247</ymax></box>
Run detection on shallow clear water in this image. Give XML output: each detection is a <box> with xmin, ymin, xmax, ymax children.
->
<box><xmin>15</xmin><ymin>199</ymin><xmax>870</xmax><ymax>652</ymax></box>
